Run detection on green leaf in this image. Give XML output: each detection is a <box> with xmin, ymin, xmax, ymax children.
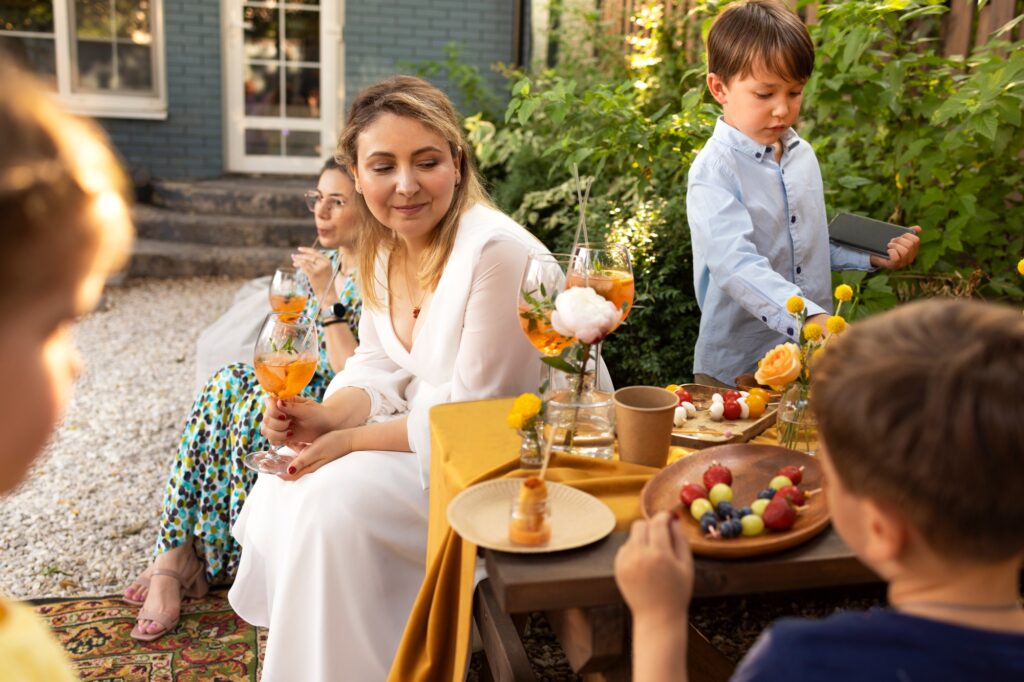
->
<box><xmin>837</xmin><ymin>175</ymin><xmax>872</xmax><ymax>189</ymax></box>
<box><xmin>517</xmin><ymin>98</ymin><xmax>541</xmax><ymax>126</ymax></box>
<box><xmin>542</xmin><ymin>356</ymin><xmax>577</xmax><ymax>374</ymax></box>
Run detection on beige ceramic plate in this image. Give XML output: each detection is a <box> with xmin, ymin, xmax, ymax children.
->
<box><xmin>447</xmin><ymin>479</ymin><xmax>616</xmax><ymax>554</ymax></box>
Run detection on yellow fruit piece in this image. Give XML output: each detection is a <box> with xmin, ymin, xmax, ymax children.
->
<box><xmin>666</xmin><ymin>384</ymin><xmax>679</xmax><ymax>393</ymax></box>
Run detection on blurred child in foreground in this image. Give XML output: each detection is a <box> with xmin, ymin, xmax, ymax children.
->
<box><xmin>0</xmin><ymin>58</ymin><xmax>133</xmax><ymax>678</ymax></box>
<box><xmin>615</xmin><ymin>297</ymin><xmax>1024</xmax><ymax>681</ymax></box>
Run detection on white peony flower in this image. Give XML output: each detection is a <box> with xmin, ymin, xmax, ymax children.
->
<box><xmin>550</xmin><ymin>287</ymin><xmax>621</xmax><ymax>345</ymax></box>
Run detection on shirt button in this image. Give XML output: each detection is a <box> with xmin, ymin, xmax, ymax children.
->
<box><xmin>766</xmin><ymin>147</ymin><xmax>773</xmax><ymax>153</ymax></box>
<box><xmin>791</xmin><ymin>216</ymin><xmax>796</xmax><ymax>224</ymax></box>
<box><xmin>761</xmin><ymin>315</ymin><xmax>767</xmax><ymax>322</ymax></box>
<box><xmin>755</xmin><ymin>152</ymin><xmax>761</xmax><ymax>158</ymax></box>
<box><xmin>787</xmin><ymin>327</ymin><xmax>794</xmax><ymax>336</ymax></box>
<box><xmin>796</xmin><ymin>266</ymin><xmax>802</xmax><ymax>274</ymax></box>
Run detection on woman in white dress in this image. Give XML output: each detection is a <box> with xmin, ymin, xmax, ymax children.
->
<box><xmin>228</xmin><ymin>76</ymin><xmax>546</xmax><ymax>680</ymax></box>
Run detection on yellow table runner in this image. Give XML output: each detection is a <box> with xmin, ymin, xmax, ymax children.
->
<box><xmin>389</xmin><ymin>397</ymin><xmax>769</xmax><ymax>681</ymax></box>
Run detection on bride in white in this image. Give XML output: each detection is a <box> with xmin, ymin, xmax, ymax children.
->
<box><xmin>228</xmin><ymin>76</ymin><xmax>546</xmax><ymax>680</ymax></box>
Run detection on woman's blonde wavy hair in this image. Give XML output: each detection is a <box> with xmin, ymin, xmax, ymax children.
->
<box><xmin>336</xmin><ymin>76</ymin><xmax>493</xmax><ymax>309</ymax></box>
<box><xmin>0</xmin><ymin>57</ymin><xmax>133</xmax><ymax>302</ymax></box>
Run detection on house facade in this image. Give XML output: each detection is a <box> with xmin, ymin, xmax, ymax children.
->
<box><xmin>1</xmin><ymin>0</ymin><xmax>524</xmax><ymax>179</ymax></box>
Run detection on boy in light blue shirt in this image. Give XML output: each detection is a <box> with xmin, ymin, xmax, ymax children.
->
<box><xmin>686</xmin><ymin>0</ymin><xmax>920</xmax><ymax>386</ymax></box>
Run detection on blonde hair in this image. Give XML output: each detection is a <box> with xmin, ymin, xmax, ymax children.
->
<box><xmin>336</xmin><ymin>76</ymin><xmax>492</xmax><ymax>309</ymax></box>
<box><xmin>0</xmin><ymin>58</ymin><xmax>133</xmax><ymax>304</ymax></box>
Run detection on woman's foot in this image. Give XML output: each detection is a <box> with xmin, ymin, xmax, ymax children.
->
<box><xmin>123</xmin><ymin>564</ymin><xmax>155</xmax><ymax>605</ymax></box>
<box><xmin>132</xmin><ymin>544</ymin><xmax>208</xmax><ymax>639</ymax></box>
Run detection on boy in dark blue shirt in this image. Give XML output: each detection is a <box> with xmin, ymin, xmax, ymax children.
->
<box><xmin>614</xmin><ymin>298</ymin><xmax>1024</xmax><ymax>681</ymax></box>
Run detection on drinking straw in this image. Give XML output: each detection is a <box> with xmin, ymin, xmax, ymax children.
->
<box><xmin>570</xmin><ymin>163</ymin><xmax>592</xmax><ymax>249</ymax></box>
<box><xmin>537</xmin><ymin>420</ymin><xmax>559</xmax><ymax>480</ymax></box>
<box><xmin>301</xmin><ymin>252</ymin><xmax>341</xmax><ymax>341</ymax></box>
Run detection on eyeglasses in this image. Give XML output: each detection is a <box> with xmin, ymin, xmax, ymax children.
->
<box><xmin>304</xmin><ymin>190</ymin><xmax>346</xmax><ymax>213</ymax></box>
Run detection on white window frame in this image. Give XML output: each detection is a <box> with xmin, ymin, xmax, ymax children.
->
<box><xmin>2</xmin><ymin>1</ymin><xmax>168</xmax><ymax>120</ymax></box>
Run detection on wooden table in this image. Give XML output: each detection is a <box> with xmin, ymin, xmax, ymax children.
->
<box><xmin>478</xmin><ymin>527</ymin><xmax>879</xmax><ymax>681</ymax></box>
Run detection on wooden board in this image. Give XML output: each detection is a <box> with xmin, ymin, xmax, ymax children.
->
<box><xmin>640</xmin><ymin>443</ymin><xmax>830</xmax><ymax>558</ymax></box>
<box><xmin>670</xmin><ymin>384</ymin><xmax>778</xmax><ymax>449</ymax></box>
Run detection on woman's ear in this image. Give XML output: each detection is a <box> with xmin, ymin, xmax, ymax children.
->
<box><xmin>454</xmin><ymin>146</ymin><xmax>463</xmax><ymax>185</ymax></box>
<box><xmin>349</xmin><ymin>165</ymin><xmax>362</xmax><ymax>194</ymax></box>
<box><xmin>707</xmin><ymin>72</ymin><xmax>729</xmax><ymax>106</ymax></box>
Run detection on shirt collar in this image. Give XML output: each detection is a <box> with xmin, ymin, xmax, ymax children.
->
<box><xmin>711</xmin><ymin>117</ymin><xmax>802</xmax><ymax>163</ymax></box>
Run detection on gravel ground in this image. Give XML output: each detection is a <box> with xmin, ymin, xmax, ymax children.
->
<box><xmin>0</xmin><ymin>277</ymin><xmax>243</xmax><ymax>600</ymax></box>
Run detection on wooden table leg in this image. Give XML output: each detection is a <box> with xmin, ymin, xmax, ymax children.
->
<box><xmin>686</xmin><ymin>623</ymin><xmax>735</xmax><ymax>682</ymax></box>
<box><xmin>474</xmin><ymin>579</ymin><xmax>539</xmax><ymax>682</ymax></box>
<box><xmin>547</xmin><ymin>605</ymin><xmax>630</xmax><ymax>681</ymax></box>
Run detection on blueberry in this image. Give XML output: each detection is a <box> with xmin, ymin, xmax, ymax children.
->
<box><xmin>757</xmin><ymin>488</ymin><xmax>777</xmax><ymax>500</ymax></box>
<box><xmin>735</xmin><ymin>506</ymin><xmax>753</xmax><ymax>518</ymax></box>
<box><xmin>715</xmin><ymin>501</ymin><xmax>734</xmax><ymax>519</ymax></box>
<box><xmin>719</xmin><ymin>519</ymin><xmax>742</xmax><ymax>539</ymax></box>
<box><xmin>699</xmin><ymin>511</ymin><xmax>718</xmax><ymax>533</ymax></box>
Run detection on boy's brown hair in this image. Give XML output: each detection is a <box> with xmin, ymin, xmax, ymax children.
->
<box><xmin>0</xmin><ymin>57</ymin><xmax>132</xmax><ymax>304</ymax></box>
<box><xmin>707</xmin><ymin>0</ymin><xmax>815</xmax><ymax>84</ymax></box>
<box><xmin>811</xmin><ymin>298</ymin><xmax>1024</xmax><ymax>562</ymax></box>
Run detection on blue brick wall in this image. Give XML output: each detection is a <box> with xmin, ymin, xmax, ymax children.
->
<box><xmin>99</xmin><ymin>0</ymin><xmax>222</xmax><ymax>180</ymax></box>
<box><xmin>95</xmin><ymin>1</ymin><xmax>515</xmax><ymax>181</ymax></box>
<box><xmin>344</xmin><ymin>0</ymin><xmax>515</xmax><ymax>117</ymax></box>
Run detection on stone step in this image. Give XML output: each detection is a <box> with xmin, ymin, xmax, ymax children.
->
<box><xmin>150</xmin><ymin>176</ymin><xmax>315</xmax><ymax>218</ymax></box>
<box><xmin>126</xmin><ymin>238</ymin><xmax>292</xmax><ymax>279</ymax></box>
<box><xmin>134</xmin><ymin>204</ymin><xmax>313</xmax><ymax>248</ymax></box>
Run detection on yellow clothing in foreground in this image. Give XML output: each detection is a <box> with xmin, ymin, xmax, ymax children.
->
<box><xmin>0</xmin><ymin>595</ymin><xmax>77</xmax><ymax>682</ymax></box>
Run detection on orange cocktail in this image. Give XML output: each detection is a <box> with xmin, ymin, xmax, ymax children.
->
<box><xmin>566</xmin><ymin>268</ymin><xmax>635</xmax><ymax>322</ymax></box>
<box><xmin>518</xmin><ymin>304</ymin><xmax>574</xmax><ymax>356</ymax></box>
<box><xmin>269</xmin><ymin>294</ymin><xmax>308</xmax><ymax>323</ymax></box>
<box><xmin>254</xmin><ymin>353</ymin><xmax>318</xmax><ymax>399</ymax></box>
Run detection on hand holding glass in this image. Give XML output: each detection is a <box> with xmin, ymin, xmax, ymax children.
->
<box><xmin>243</xmin><ymin>312</ymin><xmax>319</xmax><ymax>475</ymax></box>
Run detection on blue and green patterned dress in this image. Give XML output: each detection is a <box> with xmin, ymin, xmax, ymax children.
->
<box><xmin>154</xmin><ymin>267</ymin><xmax>361</xmax><ymax>581</ymax></box>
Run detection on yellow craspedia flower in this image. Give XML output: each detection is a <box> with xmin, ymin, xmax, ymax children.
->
<box><xmin>834</xmin><ymin>284</ymin><xmax>854</xmax><ymax>302</ymax></box>
<box><xmin>803</xmin><ymin>322</ymin><xmax>823</xmax><ymax>341</ymax></box>
<box><xmin>786</xmin><ymin>296</ymin><xmax>805</xmax><ymax>314</ymax></box>
<box><xmin>826</xmin><ymin>315</ymin><xmax>847</xmax><ymax>334</ymax></box>
<box><xmin>506</xmin><ymin>410</ymin><xmax>524</xmax><ymax>429</ymax></box>
<box><xmin>512</xmin><ymin>392</ymin><xmax>542</xmax><ymax>419</ymax></box>
<box><xmin>1017</xmin><ymin>258</ymin><xmax>1024</xmax><ymax>276</ymax></box>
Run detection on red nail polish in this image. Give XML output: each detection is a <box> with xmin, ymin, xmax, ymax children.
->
<box><xmin>287</xmin><ymin>430</ymin><xmax>294</xmax><ymax>437</ymax></box>
<box><xmin>287</xmin><ymin>466</ymin><xmax>297</xmax><ymax>475</ymax></box>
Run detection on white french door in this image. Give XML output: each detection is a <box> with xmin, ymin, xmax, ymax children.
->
<box><xmin>222</xmin><ymin>0</ymin><xmax>343</xmax><ymax>173</ymax></box>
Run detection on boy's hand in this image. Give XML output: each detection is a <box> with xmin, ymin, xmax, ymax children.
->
<box><xmin>870</xmin><ymin>225</ymin><xmax>921</xmax><ymax>270</ymax></box>
<box><xmin>614</xmin><ymin>512</ymin><xmax>694</xmax><ymax>627</ymax></box>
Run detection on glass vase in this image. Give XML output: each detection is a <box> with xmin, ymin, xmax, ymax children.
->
<box><xmin>776</xmin><ymin>383</ymin><xmax>818</xmax><ymax>455</ymax></box>
<box><xmin>517</xmin><ymin>425</ymin><xmax>543</xmax><ymax>469</ymax></box>
<box><xmin>544</xmin><ymin>370</ymin><xmax>615</xmax><ymax>460</ymax></box>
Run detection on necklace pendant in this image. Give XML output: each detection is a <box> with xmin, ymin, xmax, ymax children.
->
<box><xmin>412</xmin><ymin>307</ymin><xmax>421</xmax><ymax>319</ymax></box>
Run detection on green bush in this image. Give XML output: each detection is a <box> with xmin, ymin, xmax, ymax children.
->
<box><xmin>455</xmin><ymin>0</ymin><xmax>1023</xmax><ymax>385</ymax></box>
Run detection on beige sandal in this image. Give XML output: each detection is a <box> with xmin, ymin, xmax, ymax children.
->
<box><xmin>129</xmin><ymin>562</ymin><xmax>208</xmax><ymax>642</ymax></box>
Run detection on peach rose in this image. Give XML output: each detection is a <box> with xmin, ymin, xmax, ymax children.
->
<box><xmin>754</xmin><ymin>342</ymin><xmax>802</xmax><ymax>389</ymax></box>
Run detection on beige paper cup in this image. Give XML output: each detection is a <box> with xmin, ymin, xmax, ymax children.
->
<box><xmin>613</xmin><ymin>386</ymin><xmax>678</xmax><ymax>468</ymax></box>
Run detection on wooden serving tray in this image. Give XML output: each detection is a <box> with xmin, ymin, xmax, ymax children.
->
<box><xmin>670</xmin><ymin>384</ymin><xmax>777</xmax><ymax>450</ymax></box>
<box><xmin>641</xmin><ymin>444</ymin><xmax>829</xmax><ymax>558</ymax></box>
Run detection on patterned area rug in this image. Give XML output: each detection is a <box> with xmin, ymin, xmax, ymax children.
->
<box><xmin>32</xmin><ymin>589</ymin><xmax>264</xmax><ymax>681</ymax></box>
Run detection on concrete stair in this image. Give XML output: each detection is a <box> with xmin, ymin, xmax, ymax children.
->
<box><xmin>127</xmin><ymin>175</ymin><xmax>317</xmax><ymax>279</ymax></box>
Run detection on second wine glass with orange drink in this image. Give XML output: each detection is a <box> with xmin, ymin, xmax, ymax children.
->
<box><xmin>566</xmin><ymin>243</ymin><xmax>634</xmax><ymax>325</ymax></box>
<box><xmin>243</xmin><ymin>311</ymin><xmax>320</xmax><ymax>475</ymax></box>
<box><xmin>269</xmin><ymin>267</ymin><xmax>309</xmax><ymax>323</ymax></box>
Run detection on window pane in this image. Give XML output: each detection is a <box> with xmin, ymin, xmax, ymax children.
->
<box><xmin>117</xmin><ymin>41</ymin><xmax>151</xmax><ymax>90</ymax></box>
<box><xmin>284</xmin><ymin>9</ymin><xmax>317</xmax><ymax>63</ymax></box>
<box><xmin>0</xmin><ymin>1</ymin><xmax>55</xmax><ymax>33</ymax></box>
<box><xmin>245</xmin><ymin>63</ymin><xmax>279</xmax><ymax>116</ymax></box>
<box><xmin>0</xmin><ymin>35</ymin><xmax>55</xmax><ymax>84</ymax></box>
<box><xmin>246</xmin><ymin>129</ymin><xmax>281</xmax><ymax>156</ymax></box>
<box><xmin>75</xmin><ymin>0</ymin><xmax>111</xmax><ymax>39</ymax></box>
<box><xmin>285</xmin><ymin>66</ymin><xmax>318</xmax><ymax>118</ymax></box>
<box><xmin>285</xmin><ymin>130</ymin><xmax>320</xmax><ymax>158</ymax></box>
<box><xmin>76</xmin><ymin>39</ymin><xmax>114</xmax><ymax>90</ymax></box>
<box><xmin>114</xmin><ymin>0</ymin><xmax>149</xmax><ymax>40</ymax></box>
<box><xmin>244</xmin><ymin>6</ymin><xmax>276</xmax><ymax>60</ymax></box>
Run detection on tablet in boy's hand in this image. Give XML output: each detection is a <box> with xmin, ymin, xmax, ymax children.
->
<box><xmin>828</xmin><ymin>213</ymin><xmax>915</xmax><ymax>258</ymax></box>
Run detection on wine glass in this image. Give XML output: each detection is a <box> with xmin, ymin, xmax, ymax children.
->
<box><xmin>518</xmin><ymin>252</ymin><xmax>574</xmax><ymax>357</ymax></box>
<box><xmin>269</xmin><ymin>267</ymin><xmax>309</xmax><ymax>323</ymax></box>
<box><xmin>243</xmin><ymin>312</ymin><xmax>320</xmax><ymax>475</ymax></box>
<box><xmin>566</xmin><ymin>243</ymin><xmax>635</xmax><ymax>325</ymax></box>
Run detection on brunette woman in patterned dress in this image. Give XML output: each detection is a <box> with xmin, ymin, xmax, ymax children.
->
<box><xmin>124</xmin><ymin>159</ymin><xmax>363</xmax><ymax>641</ymax></box>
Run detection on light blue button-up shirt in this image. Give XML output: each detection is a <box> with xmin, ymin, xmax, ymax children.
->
<box><xmin>687</xmin><ymin>118</ymin><xmax>871</xmax><ymax>384</ymax></box>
